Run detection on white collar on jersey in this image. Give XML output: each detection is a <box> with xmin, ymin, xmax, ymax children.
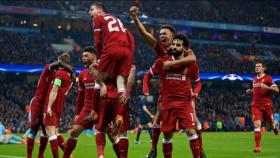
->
<box><xmin>257</xmin><ymin>73</ymin><xmax>265</xmax><ymax>79</ymax></box>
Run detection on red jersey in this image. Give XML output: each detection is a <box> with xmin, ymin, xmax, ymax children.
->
<box><xmin>152</xmin><ymin>56</ymin><xmax>200</xmax><ymax>110</ymax></box>
<box><xmin>34</xmin><ymin>64</ymin><xmax>56</xmax><ymax>101</ymax></box>
<box><xmin>104</xmin><ymin>77</ymin><xmax>118</xmax><ymax>98</ymax></box>
<box><xmin>44</xmin><ymin>69</ymin><xmax>72</xmax><ymax>113</ymax></box>
<box><xmin>252</xmin><ymin>74</ymin><xmax>277</xmax><ymax>107</ymax></box>
<box><xmin>75</xmin><ymin>69</ymin><xmax>95</xmax><ymax>114</ymax></box>
<box><xmin>93</xmin><ymin>14</ymin><xmax>130</xmax><ymax>54</ymax></box>
<box><xmin>153</xmin><ymin>40</ymin><xmax>168</xmax><ymax>58</ymax></box>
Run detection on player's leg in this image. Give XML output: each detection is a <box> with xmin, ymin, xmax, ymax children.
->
<box><xmin>161</xmin><ymin>109</ymin><xmax>177</xmax><ymax>158</ymax></box>
<box><xmin>56</xmin><ymin>128</ymin><xmax>66</xmax><ymax>151</ymax></box>
<box><xmin>185</xmin><ymin>128</ymin><xmax>200</xmax><ymax>158</ymax></box>
<box><xmin>27</xmin><ymin>98</ymin><xmax>41</xmax><ymax>158</ymax></box>
<box><xmin>37</xmin><ymin>127</ymin><xmax>49</xmax><ymax>158</ymax></box>
<box><xmin>162</xmin><ymin>132</ymin><xmax>173</xmax><ymax>158</ymax></box>
<box><xmin>135</xmin><ymin>124</ymin><xmax>143</xmax><ymax>144</ymax></box>
<box><xmin>27</xmin><ymin>126</ymin><xmax>39</xmax><ymax>158</ymax></box>
<box><xmin>95</xmin><ymin>130</ymin><xmax>106</xmax><ymax>158</ymax></box>
<box><xmin>63</xmin><ymin>125</ymin><xmax>85</xmax><ymax>158</ymax></box>
<box><xmin>147</xmin><ymin>101</ymin><xmax>161</xmax><ymax>158</ymax></box>
<box><xmin>95</xmin><ymin>98</ymin><xmax>114</xmax><ymax>158</ymax></box>
<box><xmin>192</xmin><ymin>101</ymin><xmax>206</xmax><ymax>158</ymax></box>
<box><xmin>147</xmin><ymin>122</ymin><xmax>153</xmax><ymax>141</ymax></box>
<box><xmin>114</xmin><ymin>102</ymin><xmax>130</xmax><ymax>158</ymax></box>
<box><xmin>252</xmin><ymin>107</ymin><xmax>263</xmax><ymax>153</ymax></box>
<box><xmin>45</xmin><ymin>125</ymin><xmax>59</xmax><ymax>158</ymax></box>
<box><xmin>265</xmin><ymin>106</ymin><xmax>278</xmax><ymax>135</ymax></box>
<box><xmin>179</xmin><ymin>105</ymin><xmax>200</xmax><ymax>158</ymax></box>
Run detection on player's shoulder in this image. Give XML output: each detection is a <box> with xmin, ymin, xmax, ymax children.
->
<box><xmin>56</xmin><ymin>69</ymin><xmax>70</xmax><ymax>77</ymax></box>
<box><xmin>264</xmin><ymin>74</ymin><xmax>272</xmax><ymax>79</ymax></box>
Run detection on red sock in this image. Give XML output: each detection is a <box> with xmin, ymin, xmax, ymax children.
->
<box><xmin>196</xmin><ymin>129</ymin><xmax>204</xmax><ymax>152</ymax></box>
<box><xmin>96</xmin><ymin>133</ymin><xmax>106</xmax><ymax>157</ymax></box>
<box><xmin>162</xmin><ymin>142</ymin><xmax>172</xmax><ymax>158</ymax></box>
<box><xmin>38</xmin><ymin>136</ymin><xmax>48</xmax><ymax>158</ymax></box>
<box><xmin>113</xmin><ymin>144</ymin><xmax>120</xmax><ymax>158</ymax></box>
<box><xmin>63</xmin><ymin>138</ymin><xmax>77</xmax><ymax>158</ymax></box>
<box><xmin>50</xmin><ymin>139</ymin><xmax>59</xmax><ymax>158</ymax></box>
<box><xmin>27</xmin><ymin>138</ymin><xmax>34</xmax><ymax>158</ymax></box>
<box><xmin>118</xmin><ymin>138</ymin><xmax>129</xmax><ymax>158</ymax></box>
<box><xmin>152</xmin><ymin>127</ymin><xmax>160</xmax><ymax>150</ymax></box>
<box><xmin>189</xmin><ymin>135</ymin><xmax>201</xmax><ymax>158</ymax></box>
<box><xmin>57</xmin><ymin>135</ymin><xmax>66</xmax><ymax>151</ymax></box>
<box><xmin>254</xmin><ymin>131</ymin><xmax>261</xmax><ymax>148</ymax></box>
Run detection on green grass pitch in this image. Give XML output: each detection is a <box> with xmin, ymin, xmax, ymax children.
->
<box><xmin>0</xmin><ymin>132</ymin><xmax>279</xmax><ymax>158</ymax></box>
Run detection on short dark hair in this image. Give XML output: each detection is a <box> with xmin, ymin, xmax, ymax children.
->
<box><xmin>160</xmin><ymin>25</ymin><xmax>176</xmax><ymax>34</ymax></box>
<box><xmin>256</xmin><ymin>61</ymin><xmax>266</xmax><ymax>68</ymax></box>
<box><xmin>173</xmin><ymin>33</ymin><xmax>190</xmax><ymax>48</ymax></box>
<box><xmin>91</xmin><ymin>3</ymin><xmax>107</xmax><ymax>12</ymax></box>
<box><xmin>83</xmin><ymin>46</ymin><xmax>98</xmax><ymax>56</ymax></box>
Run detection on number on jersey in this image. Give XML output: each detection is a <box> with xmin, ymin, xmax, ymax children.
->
<box><xmin>104</xmin><ymin>15</ymin><xmax>126</xmax><ymax>32</ymax></box>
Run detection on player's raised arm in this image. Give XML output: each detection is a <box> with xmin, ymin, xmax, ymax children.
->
<box><xmin>130</xmin><ymin>6</ymin><xmax>157</xmax><ymax>47</ymax></box>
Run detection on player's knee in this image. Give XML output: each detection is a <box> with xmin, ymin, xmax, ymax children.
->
<box><xmin>163</xmin><ymin>132</ymin><xmax>172</xmax><ymax>140</ymax></box>
<box><xmin>70</xmin><ymin>129</ymin><xmax>81</xmax><ymax>138</ymax></box>
<box><xmin>186</xmin><ymin>128</ymin><xmax>196</xmax><ymax>136</ymax></box>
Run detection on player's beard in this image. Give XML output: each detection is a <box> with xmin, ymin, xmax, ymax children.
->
<box><xmin>172</xmin><ymin>50</ymin><xmax>183</xmax><ymax>58</ymax></box>
<box><xmin>84</xmin><ymin>61</ymin><xmax>93</xmax><ymax>68</ymax></box>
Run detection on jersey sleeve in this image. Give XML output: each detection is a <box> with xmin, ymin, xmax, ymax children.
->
<box><xmin>189</xmin><ymin>63</ymin><xmax>200</xmax><ymax>82</ymax></box>
<box><xmin>93</xmin><ymin>16</ymin><xmax>103</xmax><ymax>54</ymax></box>
<box><xmin>75</xmin><ymin>73</ymin><xmax>85</xmax><ymax>114</ymax></box>
<box><xmin>267</xmin><ymin>76</ymin><xmax>277</xmax><ymax>87</ymax></box>
<box><xmin>54</xmin><ymin>70</ymin><xmax>67</xmax><ymax>87</ymax></box>
<box><xmin>190</xmin><ymin>63</ymin><xmax>202</xmax><ymax>94</ymax></box>
<box><xmin>150</xmin><ymin>59</ymin><xmax>163</xmax><ymax>75</ymax></box>
<box><xmin>143</xmin><ymin>71</ymin><xmax>152</xmax><ymax>95</ymax></box>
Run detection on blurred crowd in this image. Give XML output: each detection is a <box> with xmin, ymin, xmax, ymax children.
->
<box><xmin>1</xmin><ymin>29</ymin><xmax>280</xmax><ymax>75</ymax></box>
<box><xmin>0</xmin><ymin>74</ymin><xmax>279</xmax><ymax>133</ymax></box>
<box><xmin>1</xmin><ymin>1</ymin><xmax>280</xmax><ymax>27</ymax></box>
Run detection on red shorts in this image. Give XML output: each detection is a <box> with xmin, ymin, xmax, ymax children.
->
<box><xmin>43</xmin><ymin>112</ymin><xmax>61</xmax><ymax>126</ymax></box>
<box><xmin>98</xmin><ymin>45</ymin><xmax>132</xmax><ymax>77</ymax></box>
<box><xmin>161</xmin><ymin>105</ymin><xmax>195</xmax><ymax>133</ymax></box>
<box><xmin>95</xmin><ymin>98</ymin><xmax>130</xmax><ymax>132</ymax></box>
<box><xmin>29</xmin><ymin>97</ymin><xmax>44</xmax><ymax>128</ymax></box>
<box><xmin>75</xmin><ymin>107</ymin><xmax>95</xmax><ymax>129</ymax></box>
<box><xmin>251</xmin><ymin>105</ymin><xmax>274</xmax><ymax>124</ymax></box>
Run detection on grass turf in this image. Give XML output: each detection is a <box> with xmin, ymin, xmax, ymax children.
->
<box><xmin>0</xmin><ymin>132</ymin><xmax>279</xmax><ymax>158</ymax></box>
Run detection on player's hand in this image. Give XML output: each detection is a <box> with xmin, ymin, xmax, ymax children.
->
<box><xmin>163</xmin><ymin>61</ymin><xmax>174</xmax><ymax>70</ymax></box>
<box><xmin>100</xmin><ymin>83</ymin><xmax>107</xmax><ymax>97</ymax></box>
<box><xmin>246</xmin><ymin>88</ymin><xmax>252</xmax><ymax>94</ymax></box>
<box><xmin>115</xmin><ymin>114</ymin><xmax>123</xmax><ymax>128</ymax></box>
<box><xmin>47</xmin><ymin>108</ymin><xmax>52</xmax><ymax>116</ymax></box>
<box><xmin>74</xmin><ymin>115</ymin><xmax>79</xmax><ymax>121</ymax></box>
<box><xmin>89</xmin><ymin>63</ymin><xmax>98</xmax><ymax>70</ymax></box>
<box><xmin>191</xmin><ymin>92</ymin><xmax>198</xmax><ymax>99</ymax></box>
<box><xmin>130</xmin><ymin>6</ymin><xmax>139</xmax><ymax>16</ymax></box>
<box><xmin>150</xmin><ymin>114</ymin><xmax>155</xmax><ymax>119</ymax></box>
<box><xmin>119</xmin><ymin>92</ymin><xmax>130</xmax><ymax>104</ymax></box>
